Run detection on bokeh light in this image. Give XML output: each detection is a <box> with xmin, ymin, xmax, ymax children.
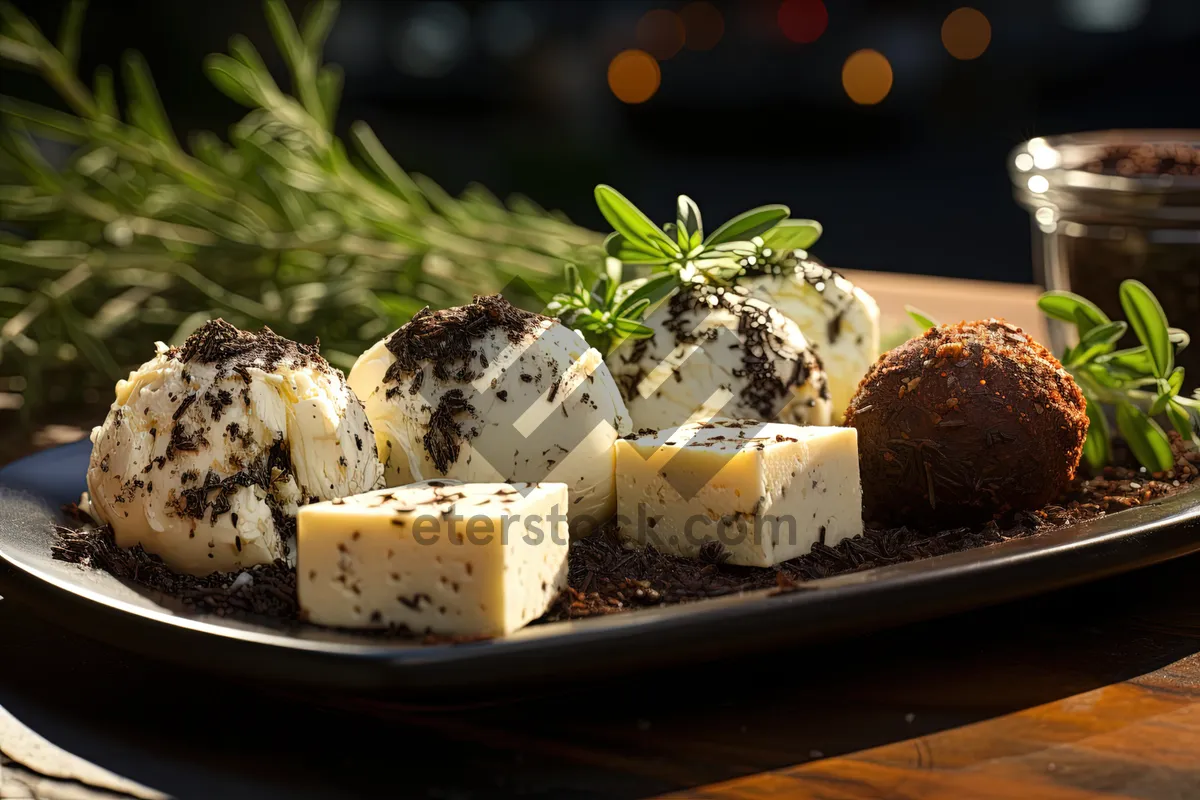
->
<box><xmin>841</xmin><ymin>49</ymin><xmax>893</xmax><ymax>105</ymax></box>
<box><xmin>680</xmin><ymin>2</ymin><xmax>724</xmax><ymax>51</ymax></box>
<box><xmin>637</xmin><ymin>9</ymin><xmax>686</xmax><ymax>60</ymax></box>
<box><xmin>941</xmin><ymin>8</ymin><xmax>991</xmax><ymax>60</ymax></box>
<box><xmin>608</xmin><ymin>49</ymin><xmax>661</xmax><ymax>104</ymax></box>
<box><xmin>392</xmin><ymin>2</ymin><xmax>470</xmax><ymax>78</ymax></box>
<box><xmin>778</xmin><ymin>0</ymin><xmax>828</xmax><ymax>44</ymax></box>
<box><xmin>1059</xmin><ymin>0</ymin><xmax>1149</xmax><ymax>32</ymax></box>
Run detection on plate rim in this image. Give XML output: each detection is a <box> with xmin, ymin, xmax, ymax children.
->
<box><xmin>3</xmin><ymin>442</ymin><xmax>1200</xmax><ymax>689</ymax></box>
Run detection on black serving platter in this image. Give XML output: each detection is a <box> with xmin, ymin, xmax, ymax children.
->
<box><xmin>2</xmin><ymin>440</ymin><xmax>1200</xmax><ymax>697</ymax></box>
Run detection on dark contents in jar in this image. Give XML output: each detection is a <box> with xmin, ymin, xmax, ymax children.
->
<box><xmin>1080</xmin><ymin>143</ymin><xmax>1200</xmax><ymax>176</ymax></box>
<box><xmin>1058</xmin><ymin>230</ymin><xmax>1200</xmax><ymax>388</ymax></box>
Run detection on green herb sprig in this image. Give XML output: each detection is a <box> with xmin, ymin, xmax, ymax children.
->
<box><xmin>545</xmin><ymin>259</ymin><xmax>676</xmax><ymax>353</ymax></box>
<box><xmin>545</xmin><ymin>186</ymin><xmax>822</xmax><ymax>353</ymax></box>
<box><xmin>0</xmin><ymin>0</ymin><xmax>603</xmax><ymax>418</ymax></box>
<box><xmin>593</xmin><ymin>185</ymin><xmax>822</xmax><ymax>286</ymax></box>
<box><xmin>1038</xmin><ymin>281</ymin><xmax>1200</xmax><ymax>473</ymax></box>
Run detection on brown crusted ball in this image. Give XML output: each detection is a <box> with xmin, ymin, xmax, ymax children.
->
<box><xmin>844</xmin><ymin>319</ymin><xmax>1088</xmax><ymax>528</ymax></box>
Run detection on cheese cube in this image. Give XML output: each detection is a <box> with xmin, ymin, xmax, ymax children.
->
<box><xmin>297</xmin><ymin>480</ymin><xmax>569</xmax><ymax>636</ymax></box>
<box><xmin>615</xmin><ymin>421</ymin><xmax>862</xmax><ymax>567</ymax></box>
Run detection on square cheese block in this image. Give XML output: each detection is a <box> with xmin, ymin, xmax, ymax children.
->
<box><xmin>615</xmin><ymin>421</ymin><xmax>862</xmax><ymax>567</ymax></box>
<box><xmin>297</xmin><ymin>480</ymin><xmax>569</xmax><ymax>636</ymax></box>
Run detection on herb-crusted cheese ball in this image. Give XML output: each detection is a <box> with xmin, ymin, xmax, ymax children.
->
<box><xmin>745</xmin><ymin>256</ymin><xmax>881</xmax><ymax>423</ymax></box>
<box><xmin>844</xmin><ymin>319</ymin><xmax>1088</xmax><ymax>527</ymax></box>
<box><xmin>85</xmin><ymin>320</ymin><xmax>384</xmax><ymax>575</ymax></box>
<box><xmin>607</xmin><ymin>284</ymin><xmax>832</xmax><ymax>430</ymax></box>
<box><xmin>347</xmin><ymin>295</ymin><xmax>631</xmax><ymax>530</ymax></box>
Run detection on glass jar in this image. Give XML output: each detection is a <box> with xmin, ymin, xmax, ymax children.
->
<box><xmin>1010</xmin><ymin>130</ymin><xmax>1200</xmax><ymax>387</ymax></box>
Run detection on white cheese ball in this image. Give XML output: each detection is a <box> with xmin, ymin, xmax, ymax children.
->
<box><xmin>607</xmin><ymin>284</ymin><xmax>832</xmax><ymax>430</ymax></box>
<box><xmin>746</xmin><ymin>257</ymin><xmax>880</xmax><ymax>422</ymax></box>
<box><xmin>347</xmin><ymin>295</ymin><xmax>631</xmax><ymax>532</ymax></box>
<box><xmin>85</xmin><ymin>321</ymin><xmax>384</xmax><ymax>576</ymax></box>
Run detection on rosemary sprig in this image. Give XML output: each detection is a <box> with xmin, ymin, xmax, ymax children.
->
<box><xmin>0</xmin><ymin>0</ymin><xmax>603</xmax><ymax>418</ymax></box>
<box><xmin>1037</xmin><ymin>281</ymin><xmax>1199</xmax><ymax>473</ymax></box>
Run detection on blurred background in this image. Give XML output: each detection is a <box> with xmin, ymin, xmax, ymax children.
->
<box><xmin>11</xmin><ymin>0</ymin><xmax>1200</xmax><ymax>283</ymax></box>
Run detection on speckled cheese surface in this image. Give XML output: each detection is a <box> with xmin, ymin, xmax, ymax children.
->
<box><xmin>615</xmin><ymin>421</ymin><xmax>862</xmax><ymax>567</ymax></box>
<box><xmin>297</xmin><ymin>480</ymin><xmax>569</xmax><ymax>635</ymax></box>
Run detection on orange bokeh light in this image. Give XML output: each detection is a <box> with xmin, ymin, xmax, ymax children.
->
<box><xmin>608</xmin><ymin>49</ymin><xmax>661</xmax><ymax>104</ymax></box>
<box><xmin>680</xmin><ymin>1</ymin><xmax>724</xmax><ymax>51</ymax></box>
<box><xmin>941</xmin><ymin>7</ymin><xmax>991</xmax><ymax>60</ymax></box>
<box><xmin>778</xmin><ymin>0</ymin><xmax>828</xmax><ymax>44</ymax></box>
<box><xmin>637</xmin><ymin>9</ymin><xmax>686</xmax><ymax>60</ymax></box>
<box><xmin>842</xmin><ymin>49</ymin><xmax>893</xmax><ymax>105</ymax></box>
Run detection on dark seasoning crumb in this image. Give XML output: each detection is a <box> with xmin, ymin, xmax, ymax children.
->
<box><xmin>547</xmin><ymin>436</ymin><xmax>1200</xmax><ymax>618</ymax></box>
<box><xmin>54</xmin><ymin>438</ymin><xmax>1199</xmax><ymax>638</ymax></box>
<box><xmin>380</xmin><ymin>295</ymin><xmax>547</xmax><ymax>473</ymax></box>
<box><xmin>636</xmin><ymin>284</ymin><xmax>830</xmax><ymax>422</ymax></box>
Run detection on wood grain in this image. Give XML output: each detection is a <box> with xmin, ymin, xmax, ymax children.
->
<box><xmin>843</xmin><ymin>270</ymin><xmax>1049</xmax><ymax>345</ymax></box>
<box><xmin>671</xmin><ymin>640</ymin><xmax>1200</xmax><ymax>798</ymax></box>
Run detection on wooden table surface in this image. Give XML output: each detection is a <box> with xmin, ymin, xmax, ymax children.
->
<box><xmin>4</xmin><ymin>274</ymin><xmax>1200</xmax><ymax>800</ymax></box>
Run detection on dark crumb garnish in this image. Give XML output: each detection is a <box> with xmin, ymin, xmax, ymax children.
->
<box><xmin>423</xmin><ymin>389</ymin><xmax>476</xmax><ymax>474</ymax></box>
<box><xmin>53</xmin><ymin>520</ymin><xmax>298</xmax><ymax>618</ymax></box>
<box><xmin>546</xmin><ymin>437</ymin><xmax>1200</xmax><ymax>618</ymax></box>
<box><xmin>657</xmin><ymin>285</ymin><xmax>827</xmax><ymax>422</ymax></box>
<box><xmin>381</xmin><ymin>294</ymin><xmax>544</xmax><ymax>394</ymax></box>
<box><xmin>177</xmin><ymin>318</ymin><xmax>326</xmax><ymax>378</ymax></box>
<box><xmin>53</xmin><ymin>439</ymin><xmax>1199</xmax><ymax>638</ymax></box>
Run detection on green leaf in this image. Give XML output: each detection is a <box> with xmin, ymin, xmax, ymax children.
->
<box><xmin>614</xmin><ymin>272</ymin><xmax>676</xmax><ymax>319</ymax></box>
<box><xmin>703</xmin><ymin>204</ymin><xmax>789</xmax><ymax>247</ymax></box>
<box><xmin>905</xmin><ymin>305</ymin><xmax>938</xmax><ymax>331</ymax></box>
<box><xmin>1170</xmin><ymin>327</ymin><xmax>1190</xmax><ymax>354</ymax></box>
<box><xmin>563</xmin><ymin>263</ymin><xmax>584</xmax><ymax>298</ymax></box>
<box><xmin>617</xmin><ymin>297</ymin><xmax>650</xmax><ymax>321</ymax></box>
<box><xmin>315</xmin><ymin>64</ymin><xmax>342</xmax><ymax>128</ymax></box>
<box><xmin>0</xmin><ymin>96</ymin><xmax>87</xmax><ymax>140</ymax></box>
<box><xmin>93</xmin><ymin>65</ymin><xmax>116</xmax><ymax>119</ymax></box>
<box><xmin>1069</xmin><ymin>320</ymin><xmax>1128</xmax><ymax>365</ymax></box>
<box><xmin>1082</xmin><ymin>394</ymin><xmax>1111</xmax><ymax>472</ymax></box>
<box><xmin>1083</xmin><ymin>361</ymin><xmax>1132</xmax><ymax>390</ymax></box>
<box><xmin>0</xmin><ymin>35</ymin><xmax>39</xmax><ymax>67</ymax></box>
<box><xmin>1095</xmin><ymin>346</ymin><xmax>1155</xmax><ymax>378</ymax></box>
<box><xmin>122</xmin><ymin>51</ymin><xmax>177</xmax><ymax>146</ymax></box>
<box><xmin>1167</xmin><ymin>400</ymin><xmax>1195</xmax><ymax>442</ymax></box>
<box><xmin>349</xmin><ymin>121</ymin><xmax>428</xmax><ymax>213</ymax></box>
<box><xmin>203</xmin><ymin>54</ymin><xmax>258</xmax><ymax>107</ymax></box>
<box><xmin>594</xmin><ymin>185</ymin><xmax>676</xmax><ymax>254</ymax></box>
<box><xmin>1120</xmin><ymin>279</ymin><xmax>1172</xmax><ymax>378</ymax></box>
<box><xmin>761</xmin><ymin>219</ymin><xmax>822</xmax><ymax>252</ymax></box>
<box><xmin>57</xmin><ymin>0</ymin><xmax>87</xmax><ymax>71</ymax></box>
<box><xmin>1168</xmin><ymin>366</ymin><xmax>1185</xmax><ymax>396</ymax></box>
<box><xmin>604</xmin><ymin>232</ymin><xmax>670</xmax><ymax>264</ymax></box>
<box><xmin>1037</xmin><ymin>290</ymin><xmax>1109</xmax><ymax>333</ymax></box>
<box><xmin>592</xmin><ymin>275</ymin><xmax>612</xmax><ymax>308</ymax></box>
<box><xmin>264</xmin><ymin>0</ymin><xmax>306</xmax><ymax>75</ymax></box>
<box><xmin>676</xmin><ymin>195</ymin><xmax>703</xmax><ymax>252</ymax></box>
<box><xmin>300</xmin><ymin>0</ymin><xmax>339</xmax><ymax>55</ymax></box>
<box><xmin>1115</xmin><ymin>401</ymin><xmax>1174</xmax><ymax>473</ymax></box>
<box><xmin>1150</xmin><ymin>382</ymin><xmax>1172</xmax><ymax>417</ymax></box>
<box><xmin>604</xmin><ymin>256</ymin><xmax>622</xmax><ymax>289</ymax></box>
<box><xmin>612</xmin><ymin>318</ymin><xmax>654</xmax><ymax>338</ymax></box>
